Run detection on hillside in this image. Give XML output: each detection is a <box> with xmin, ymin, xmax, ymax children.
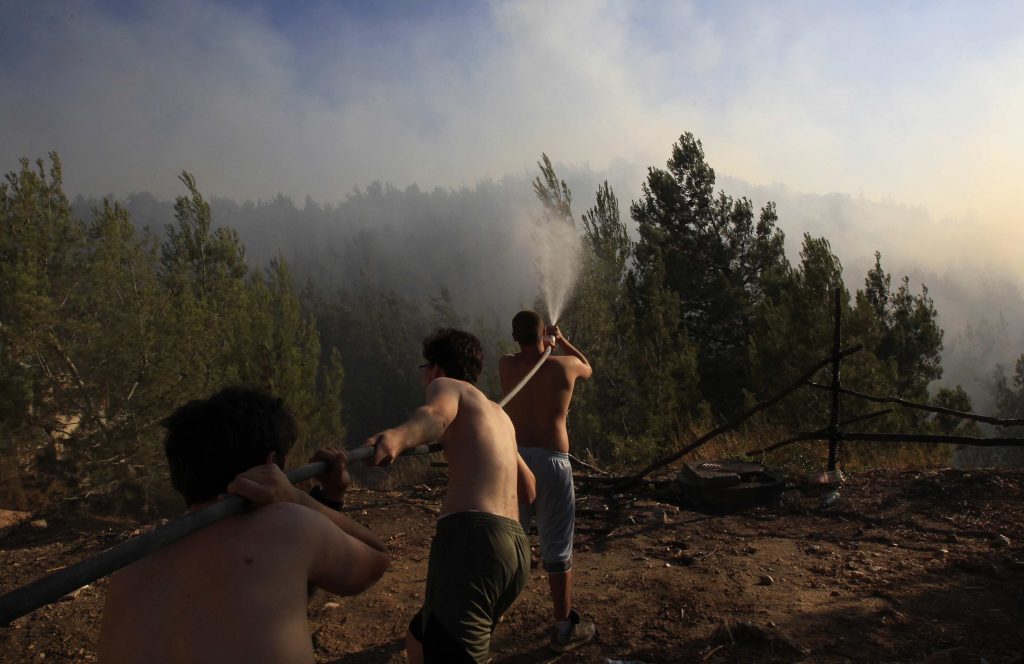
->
<box><xmin>1</xmin><ymin>467</ymin><xmax>1022</xmax><ymax>663</ymax></box>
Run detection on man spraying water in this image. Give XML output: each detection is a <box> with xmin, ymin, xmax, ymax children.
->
<box><xmin>498</xmin><ymin>310</ymin><xmax>594</xmax><ymax>652</ymax></box>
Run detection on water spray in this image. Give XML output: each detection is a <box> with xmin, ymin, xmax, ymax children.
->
<box><xmin>533</xmin><ymin>216</ymin><xmax>582</xmax><ymax>326</ymax></box>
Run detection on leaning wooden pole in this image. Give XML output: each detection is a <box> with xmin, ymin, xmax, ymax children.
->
<box><xmin>0</xmin><ymin>443</ymin><xmax>440</xmax><ymax>627</ymax></box>
<box><xmin>746</xmin><ymin>409</ymin><xmax>892</xmax><ymax>456</ymax></box>
<box><xmin>616</xmin><ymin>344</ymin><xmax>864</xmax><ymax>490</ymax></box>
<box><xmin>826</xmin><ymin>432</ymin><xmax>1024</xmax><ymax>446</ymax></box>
<box><xmin>746</xmin><ymin>431</ymin><xmax>1024</xmax><ymax>456</ymax></box>
<box><xmin>805</xmin><ymin>382</ymin><xmax>1024</xmax><ymax>427</ymax></box>
<box><xmin>828</xmin><ymin>287</ymin><xmax>843</xmax><ymax>472</ymax></box>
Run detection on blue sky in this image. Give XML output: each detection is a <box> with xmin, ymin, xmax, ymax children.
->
<box><xmin>2</xmin><ymin>0</ymin><xmax>1023</xmax><ymax>278</ymax></box>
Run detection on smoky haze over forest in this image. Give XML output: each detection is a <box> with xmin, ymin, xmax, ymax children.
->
<box><xmin>6</xmin><ymin>1</ymin><xmax>1024</xmax><ymax>427</ymax></box>
<box><xmin>6</xmin><ymin>0</ymin><xmax>1024</xmax><ymax>540</ymax></box>
<box><xmin>69</xmin><ymin>157</ymin><xmax>1024</xmax><ymax>415</ymax></box>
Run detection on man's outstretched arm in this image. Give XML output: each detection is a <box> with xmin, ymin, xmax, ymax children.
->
<box><xmin>364</xmin><ymin>378</ymin><xmax>460</xmax><ymax>465</ymax></box>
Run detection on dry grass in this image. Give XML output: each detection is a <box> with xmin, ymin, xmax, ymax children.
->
<box><xmin>574</xmin><ymin>422</ymin><xmax>958</xmax><ymax>484</ymax></box>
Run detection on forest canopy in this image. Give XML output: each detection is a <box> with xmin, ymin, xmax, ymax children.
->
<box><xmin>2</xmin><ymin>133</ymin><xmax>1018</xmax><ymax>515</ymax></box>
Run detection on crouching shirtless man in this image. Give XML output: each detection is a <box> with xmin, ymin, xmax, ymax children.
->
<box><xmin>98</xmin><ymin>387</ymin><xmax>389</xmax><ymax>664</ymax></box>
<box><xmin>365</xmin><ymin>328</ymin><xmax>536</xmax><ymax>664</ymax></box>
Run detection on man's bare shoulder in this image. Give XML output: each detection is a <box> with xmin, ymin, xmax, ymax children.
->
<box><xmin>110</xmin><ymin>503</ymin><xmax>326</xmax><ymax>588</ymax></box>
<box><xmin>240</xmin><ymin>501</ymin><xmax>337</xmax><ymax>541</ymax></box>
<box><xmin>499</xmin><ymin>353</ymin><xmax>527</xmax><ymax>367</ymax></box>
<box><xmin>253</xmin><ymin>500</ymin><xmax>323</xmax><ymax>522</ymax></box>
<box><xmin>430</xmin><ymin>376</ymin><xmax>470</xmax><ymax>394</ymax></box>
<box><xmin>548</xmin><ymin>354</ymin><xmax>585</xmax><ymax>370</ymax></box>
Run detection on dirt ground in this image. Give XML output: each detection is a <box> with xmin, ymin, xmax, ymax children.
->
<box><xmin>1</xmin><ymin>466</ymin><xmax>1022</xmax><ymax>663</ymax></box>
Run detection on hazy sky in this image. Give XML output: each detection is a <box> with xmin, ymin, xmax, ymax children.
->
<box><xmin>3</xmin><ymin>0</ymin><xmax>1023</xmax><ymax>279</ymax></box>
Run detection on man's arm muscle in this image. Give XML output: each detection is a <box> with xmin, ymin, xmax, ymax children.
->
<box><xmin>566</xmin><ymin>355</ymin><xmax>593</xmax><ymax>380</ymax></box>
<box><xmin>517</xmin><ymin>452</ymin><xmax>536</xmax><ymax>504</ymax></box>
<box><xmin>366</xmin><ymin>378</ymin><xmax>461</xmax><ymax>464</ymax></box>
<box><xmin>304</xmin><ymin>511</ymin><xmax>389</xmax><ymax>597</ymax></box>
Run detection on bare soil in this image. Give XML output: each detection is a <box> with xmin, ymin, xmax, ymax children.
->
<box><xmin>1</xmin><ymin>467</ymin><xmax>1022</xmax><ymax>663</ymax></box>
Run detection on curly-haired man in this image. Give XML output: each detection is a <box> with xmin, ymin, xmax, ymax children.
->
<box><xmin>98</xmin><ymin>387</ymin><xmax>388</xmax><ymax>663</ymax></box>
<box><xmin>365</xmin><ymin>328</ymin><xmax>536</xmax><ymax>664</ymax></box>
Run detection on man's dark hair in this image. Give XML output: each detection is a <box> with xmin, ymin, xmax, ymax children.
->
<box><xmin>163</xmin><ymin>387</ymin><xmax>297</xmax><ymax>505</ymax></box>
<box><xmin>512</xmin><ymin>310</ymin><xmax>543</xmax><ymax>345</ymax></box>
<box><xmin>423</xmin><ymin>328</ymin><xmax>484</xmax><ymax>384</ymax></box>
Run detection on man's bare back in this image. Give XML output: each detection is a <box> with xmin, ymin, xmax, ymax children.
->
<box><xmin>99</xmin><ymin>453</ymin><xmax>388</xmax><ymax>664</ymax></box>
<box><xmin>368</xmin><ymin>376</ymin><xmax>529</xmax><ymax>519</ymax></box>
<box><xmin>97</xmin><ymin>389</ymin><xmax>388</xmax><ymax>663</ymax></box>
<box><xmin>499</xmin><ymin>327</ymin><xmax>592</xmax><ymax>454</ymax></box>
<box><xmin>100</xmin><ymin>504</ymin><xmax>325</xmax><ymax>663</ymax></box>
<box><xmin>436</xmin><ymin>379</ymin><xmax>524</xmax><ymax>518</ymax></box>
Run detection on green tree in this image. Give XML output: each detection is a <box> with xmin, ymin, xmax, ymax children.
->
<box><xmin>160</xmin><ymin>178</ymin><xmax>342</xmax><ymax>464</ymax></box>
<box><xmin>992</xmin><ymin>355</ymin><xmax>1024</xmax><ymax>421</ymax></box>
<box><xmin>533</xmin><ymin>154</ymin><xmax>573</xmax><ymax>226</ymax></box>
<box><xmin>0</xmin><ymin>156</ymin><xmax>183</xmax><ymax>509</ymax></box>
<box><xmin>313</xmin><ymin>347</ymin><xmax>347</xmax><ymax>446</ymax></box>
<box><xmin>749</xmin><ymin>234</ymin><xmax>845</xmax><ymax>428</ymax></box>
<box><xmin>315</xmin><ymin>277</ymin><xmax>427</xmax><ymax>442</ymax></box>
<box><xmin>245</xmin><ymin>256</ymin><xmax>328</xmax><ymax>460</ymax></box>
<box><xmin>1</xmin><ymin>155</ymin><xmax>87</xmax><ymax>508</ymax></box>
<box><xmin>562</xmin><ymin>181</ymin><xmax>643</xmax><ymax>461</ymax></box>
<box><xmin>625</xmin><ymin>241</ymin><xmax>701</xmax><ymax>458</ymax></box>
<box><xmin>159</xmin><ymin>172</ymin><xmax>253</xmax><ymax>396</ymax></box>
<box><xmin>66</xmin><ymin>200</ymin><xmax>178</xmax><ymax>482</ymax></box>
<box><xmin>630</xmin><ymin>132</ymin><xmax>787</xmax><ymax>416</ymax></box>
<box><xmin>0</xmin><ymin>155</ymin><xmax>84</xmax><ymax>451</ymax></box>
<box><xmin>857</xmin><ymin>252</ymin><xmax>943</xmax><ymax>401</ymax></box>
<box><xmin>0</xmin><ymin>160</ymin><xmax>352</xmax><ymax>513</ymax></box>
<box><xmin>930</xmin><ymin>385</ymin><xmax>980</xmax><ymax>437</ymax></box>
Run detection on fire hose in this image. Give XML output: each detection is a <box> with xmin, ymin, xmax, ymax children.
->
<box><xmin>0</xmin><ymin>346</ymin><xmax>552</xmax><ymax>626</ymax></box>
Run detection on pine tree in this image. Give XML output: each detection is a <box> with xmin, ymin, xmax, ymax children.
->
<box><xmin>631</xmin><ymin>133</ymin><xmax>787</xmax><ymax>417</ymax></box>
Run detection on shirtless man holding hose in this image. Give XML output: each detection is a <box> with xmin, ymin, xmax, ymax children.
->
<box><xmin>365</xmin><ymin>327</ymin><xmax>536</xmax><ymax>664</ymax></box>
<box><xmin>98</xmin><ymin>387</ymin><xmax>389</xmax><ymax>664</ymax></box>
<box><xmin>498</xmin><ymin>310</ymin><xmax>594</xmax><ymax>652</ymax></box>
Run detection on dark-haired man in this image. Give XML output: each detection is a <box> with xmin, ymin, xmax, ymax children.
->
<box><xmin>98</xmin><ymin>387</ymin><xmax>389</xmax><ymax>664</ymax></box>
<box><xmin>498</xmin><ymin>310</ymin><xmax>594</xmax><ymax>652</ymax></box>
<box><xmin>365</xmin><ymin>328</ymin><xmax>536</xmax><ymax>664</ymax></box>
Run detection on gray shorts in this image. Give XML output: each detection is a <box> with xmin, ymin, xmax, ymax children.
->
<box><xmin>518</xmin><ymin>446</ymin><xmax>574</xmax><ymax>574</ymax></box>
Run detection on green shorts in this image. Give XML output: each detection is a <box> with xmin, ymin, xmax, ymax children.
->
<box><xmin>411</xmin><ymin>511</ymin><xmax>530</xmax><ymax>663</ymax></box>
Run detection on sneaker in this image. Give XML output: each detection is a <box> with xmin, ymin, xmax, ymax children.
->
<box><xmin>550</xmin><ymin>609</ymin><xmax>595</xmax><ymax>652</ymax></box>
